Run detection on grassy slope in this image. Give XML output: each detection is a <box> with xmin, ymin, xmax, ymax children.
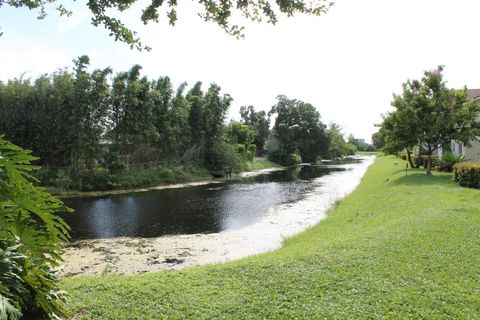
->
<box><xmin>62</xmin><ymin>156</ymin><xmax>480</xmax><ymax>319</ymax></box>
<box><xmin>245</xmin><ymin>157</ymin><xmax>282</xmax><ymax>171</ymax></box>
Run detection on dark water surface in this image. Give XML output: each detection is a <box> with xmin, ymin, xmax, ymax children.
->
<box><xmin>62</xmin><ymin>162</ymin><xmax>359</xmax><ymax>240</ymax></box>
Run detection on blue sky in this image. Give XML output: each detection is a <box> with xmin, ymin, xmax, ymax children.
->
<box><xmin>1</xmin><ymin>0</ymin><xmax>480</xmax><ymax>142</ymax></box>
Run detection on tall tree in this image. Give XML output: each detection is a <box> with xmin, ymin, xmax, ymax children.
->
<box><xmin>109</xmin><ymin>65</ymin><xmax>158</xmax><ymax>158</ymax></box>
<box><xmin>187</xmin><ymin>82</ymin><xmax>205</xmax><ymax>148</ymax></box>
<box><xmin>371</xmin><ymin>130</ymin><xmax>385</xmax><ymax>150</ymax></box>
<box><xmin>169</xmin><ymin>82</ymin><xmax>191</xmax><ymax>157</ymax></box>
<box><xmin>71</xmin><ymin>55</ymin><xmax>112</xmax><ymax>169</ymax></box>
<box><xmin>225</xmin><ymin>121</ymin><xmax>256</xmax><ymax>146</ymax></box>
<box><xmin>203</xmin><ymin>84</ymin><xmax>233</xmax><ymax>167</ymax></box>
<box><xmin>381</xmin><ymin>66</ymin><xmax>480</xmax><ymax>175</ymax></box>
<box><xmin>327</xmin><ymin>123</ymin><xmax>351</xmax><ymax>159</ymax></box>
<box><xmin>269</xmin><ymin>95</ymin><xmax>328</xmax><ymax>164</ymax></box>
<box><xmin>151</xmin><ymin>76</ymin><xmax>174</xmax><ymax>156</ymax></box>
<box><xmin>240</xmin><ymin>105</ymin><xmax>270</xmax><ymax>149</ymax></box>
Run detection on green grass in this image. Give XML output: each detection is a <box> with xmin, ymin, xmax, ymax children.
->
<box><xmin>245</xmin><ymin>157</ymin><xmax>282</xmax><ymax>171</ymax></box>
<box><xmin>61</xmin><ymin>156</ymin><xmax>480</xmax><ymax>319</ymax></box>
<box><xmin>39</xmin><ymin>163</ymin><xmax>212</xmax><ymax>194</ymax></box>
<box><xmin>356</xmin><ymin>151</ymin><xmax>378</xmax><ymax>155</ymax></box>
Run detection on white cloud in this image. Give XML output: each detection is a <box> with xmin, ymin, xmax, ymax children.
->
<box><xmin>0</xmin><ymin>48</ymin><xmax>71</xmax><ymax>80</ymax></box>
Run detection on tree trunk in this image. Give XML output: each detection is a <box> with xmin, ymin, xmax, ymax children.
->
<box><xmin>406</xmin><ymin>149</ymin><xmax>417</xmax><ymax>168</ymax></box>
<box><xmin>426</xmin><ymin>151</ymin><xmax>433</xmax><ymax>175</ymax></box>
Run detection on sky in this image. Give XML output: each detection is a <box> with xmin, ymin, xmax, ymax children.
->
<box><xmin>1</xmin><ymin>0</ymin><xmax>479</xmax><ymax>142</ymax></box>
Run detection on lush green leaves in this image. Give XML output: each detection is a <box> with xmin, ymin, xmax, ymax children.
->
<box><xmin>378</xmin><ymin>66</ymin><xmax>480</xmax><ymax>174</ymax></box>
<box><xmin>240</xmin><ymin>105</ymin><xmax>270</xmax><ymax>148</ymax></box>
<box><xmin>225</xmin><ymin>121</ymin><xmax>256</xmax><ymax>146</ymax></box>
<box><xmin>0</xmin><ymin>136</ymin><xmax>71</xmax><ymax>319</ymax></box>
<box><xmin>326</xmin><ymin>123</ymin><xmax>355</xmax><ymax>158</ymax></box>
<box><xmin>2</xmin><ymin>0</ymin><xmax>334</xmax><ymax>50</ymax></box>
<box><xmin>268</xmin><ymin>95</ymin><xmax>328</xmax><ymax>164</ymax></box>
<box><xmin>453</xmin><ymin>162</ymin><xmax>480</xmax><ymax>188</ymax></box>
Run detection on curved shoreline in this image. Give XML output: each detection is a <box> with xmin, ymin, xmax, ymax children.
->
<box><xmin>61</xmin><ymin>157</ymin><xmax>374</xmax><ymax>277</ymax></box>
<box><xmin>54</xmin><ymin>167</ymin><xmax>286</xmax><ymax>199</ymax></box>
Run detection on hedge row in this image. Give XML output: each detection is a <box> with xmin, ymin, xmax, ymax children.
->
<box><xmin>453</xmin><ymin>162</ymin><xmax>480</xmax><ymax>188</ymax></box>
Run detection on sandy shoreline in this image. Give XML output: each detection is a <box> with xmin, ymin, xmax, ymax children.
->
<box><xmin>61</xmin><ymin>158</ymin><xmax>374</xmax><ymax>277</ymax></box>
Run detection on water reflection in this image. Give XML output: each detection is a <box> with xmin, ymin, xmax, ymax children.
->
<box><xmin>62</xmin><ymin>163</ymin><xmax>355</xmax><ymax>240</ymax></box>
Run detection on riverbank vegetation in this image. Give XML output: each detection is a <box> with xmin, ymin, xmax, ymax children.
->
<box><xmin>0</xmin><ymin>57</ymin><xmax>369</xmax><ymax>192</ymax></box>
<box><xmin>61</xmin><ymin>155</ymin><xmax>480</xmax><ymax>318</ymax></box>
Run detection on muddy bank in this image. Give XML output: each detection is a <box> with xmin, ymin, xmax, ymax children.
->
<box><xmin>61</xmin><ymin>157</ymin><xmax>374</xmax><ymax>277</ymax></box>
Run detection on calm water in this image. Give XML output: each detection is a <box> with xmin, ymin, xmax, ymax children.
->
<box><xmin>62</xmin><ymin>161</ymin><xmax>361</xmax><ymax>240</ymax></box>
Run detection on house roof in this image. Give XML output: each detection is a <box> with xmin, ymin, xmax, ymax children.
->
<box><xmin>467</xmin><ymin>89</ymin><xmax>480</xmax><ymax>100</ymax></box>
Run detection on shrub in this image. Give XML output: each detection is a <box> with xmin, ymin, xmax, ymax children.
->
<box><xmin>453</xmin><ymin>162</ymin><xmax>480</xmax><ymax>188</ymax></box>
<box><xmin>345</xmin><ymin>143</ymin><xmax>357</xmax><ymax>156</ymax></box>
<box><xmin>0</xmin><ymin>136</ymin><xmax>71</xmax><ymax>319</ymax></box>
<box><xmin>436</xmin><ymin>152</ymin><xmax>464</xmax><ymax>172</ymax></box>
<box><xmin>236</xmin><ymin>144</ymin><xmax>246</xmax><ymax>158</ymax></box>
<box><xmin>55</xmin><ymin>169</ymin><xmax>76</xmax><ymax>189</ymax></box>
<box><xmin>99</xmin><ymin>148</ymin><xmax>126</xmax><ymax>172</ymax></box>
<box><xmin>268</xmin><ymin>150</ymin><xmax>301</xmax><ymax>166</ymax></box>
<box><xmin>206</xmin><ymin>141</ymin><xmax>245</xmax><ymax>172</ymax></box>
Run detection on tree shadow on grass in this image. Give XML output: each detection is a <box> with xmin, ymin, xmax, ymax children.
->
<box><xmin>392</xmin><ymin>172</ymin><xmax>454</xmax><ymax>186</ymax></box>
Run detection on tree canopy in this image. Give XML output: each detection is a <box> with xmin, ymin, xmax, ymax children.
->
<box><xmin>378</xmin><ymin>66</ymin><xmax>480</xmax><ymax>175</ymax></box>
<box><xmin>2</xmin><ymin>0</ymin><xmax>334</xmax><ymax>50</ymax></box>
<box><xmin>268</xmin><ymin>95</ymin><xmax>328</xmax><ymax>164</ymax></box>
<box><xmin>240</xmin><ymin>105</ymin><xmax>270</xmax><ymax>149</ymax></box>
<box><xmin>0</xmin><ymin>57</ymin><xmax>234</xmax><ymax>176</ymax></box>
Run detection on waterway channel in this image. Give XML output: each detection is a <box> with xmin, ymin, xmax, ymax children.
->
<box><xmin>61</xmin><ymin>156</ymin><xmax>374</xmax><ymax>276</ymax></box>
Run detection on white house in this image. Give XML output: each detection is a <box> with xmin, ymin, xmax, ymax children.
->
<box><xmin>449</xmin><ymin>89</ymin><xmax>480</xmax><ymax>162</ymax></box>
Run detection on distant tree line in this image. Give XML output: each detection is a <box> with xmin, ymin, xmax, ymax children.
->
<box><xmin>0</xmin><ymin>56</ymin><xmax>361</xmax><ymax>188</ymax></box>
<box><xmin>0</xmin><ymin>56</ymin><xmax>241</xmax><ymax>170</ymax></box>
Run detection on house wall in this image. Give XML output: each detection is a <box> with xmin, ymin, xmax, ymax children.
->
<box><xmin>463</xmin><ymin>140</ymin><xmax>480</xmax><ymax>162</ymax></box>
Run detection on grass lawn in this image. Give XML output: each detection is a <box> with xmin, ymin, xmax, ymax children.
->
<box><xmin>356</xmin><ymin>151</ymin><xmax>378</xmax><ymax>156</ymax></box>
<box><xmin>61</xmin><ymin>156</ymin><xmax>480</xmax><ymax>319</ymax></box>
<box><xmin>245</xmin><ymin>157</ymin><xmax>282</xmax><ymax>171</ymax></box>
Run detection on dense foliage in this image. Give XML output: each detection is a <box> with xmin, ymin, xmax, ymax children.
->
<box><xmin>326</xmin><ymin>123</ymin><xmax>356</xmax><ymax>158</ymax></box>
<box><xmin>371</xmin><ymin>130</ymin><xmax>385</xmax><ymax>150</ymax></box>
<box><xmin>0</xmin><ymin>57</ymin><xmax>241</xmax><ymax>189</ymax></box>
<box><xmin>2</xmin><ymin>0</ymin><xmax>334</xmax><ymax>50</ymax></box>
<box><xmin>436</xmin><ymin>152</ymin><xmax>464</xmax><ymax>173</ymax></box>
<box><xmin>267</xmin><ymin>96</ymin><xmax>329</xmax><ymax>165</ymax></box>
<box><xmin>0</xmin><ymin>58</ymin><xmax>358</xmax><ymax>190</ymax></box>
<box><xmin>377</xmin><ymin>66</ymin><xmax>480</xmax><ymax>175</ymax></box>
<box><xmin>453</xmin><ymin>162</ymin><xmax>480</xmax><ymax>188</ymax></box>
<box><xmin>239</xmin><ymin>106</ymin><xmax>270</xmax><ymax>149</ymax></box>
<box><xmin>0</xmin><ymin>136</ymin><xmax>71</xmax><ymax>319</ymax></box>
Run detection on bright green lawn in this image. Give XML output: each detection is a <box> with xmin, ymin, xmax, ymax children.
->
<box><xmin>245</xmin><ymin>157</ymin><xmax>282</xmax><ymax>171</ymax></box>
<box><xmin>62</xmin><ymin>156</ymin><xmax>480</xmax><ymax>319</ymax></box>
